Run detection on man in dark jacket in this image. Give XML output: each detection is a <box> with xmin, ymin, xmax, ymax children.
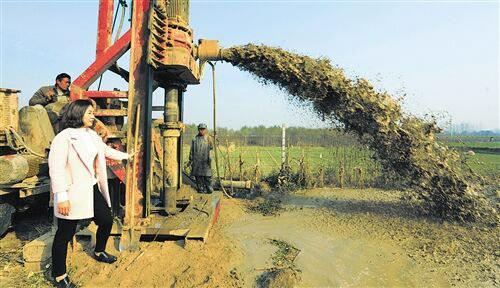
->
<box><xmin>29</xmin><ymin>73</ymin><xmax>71</xmax><ymax>131</ymax></box>
<box><xmin>188</xmin><ymin>123</ymin><xmax>214</xmax><ymax>193</ymax></box>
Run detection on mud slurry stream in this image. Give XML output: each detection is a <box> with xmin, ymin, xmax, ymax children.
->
<box><xmin>227</xmin><ymin>188</ymin><xmax>499</xmax><ymax>287</ymax></box>
<box><xmin>223</xmin><ymin>45</ymin><xmax>498</xmax><ymax>223</ymax></box>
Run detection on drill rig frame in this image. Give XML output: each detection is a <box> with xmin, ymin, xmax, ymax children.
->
<box><xmin>69</xmin><ymin>0</ymin><xmax>224</xmax><ymax>249</ymax></box>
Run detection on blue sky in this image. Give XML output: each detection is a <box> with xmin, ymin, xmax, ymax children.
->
<box><xmin>0</xmin><ymin>0</ymin><xmax>498</xmax><ymax>130</ymax></box>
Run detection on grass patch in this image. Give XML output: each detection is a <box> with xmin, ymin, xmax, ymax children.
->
<box><xmin>464</xmin><ymin>152</ymin><xmax>500</xmax><ymax>178</ymax></box>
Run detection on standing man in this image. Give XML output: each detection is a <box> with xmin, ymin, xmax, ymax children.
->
<box><xmin>188</xmin><ymin>123</ymin><xmax>214</xmax><ymax>194</ymax></box>
<box><xmin>29</xmin><ymin>73</ymin><xmax>71</xmax><ymax>131</ymax></box>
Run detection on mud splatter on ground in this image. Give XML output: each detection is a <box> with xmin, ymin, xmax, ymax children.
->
<box><xmin>222</xmin><ymin>44</ymin><xmax>497</xmax><ymax>223</ymax></box>
<box><xmin>1</xmin><ymin>188</ymin><xmax>498</xmax><ymax>287</ymax></box>
<box><xmin>255</xmin><ymin>239</ymin><xmax>301</xmax><ymax>288</ymax></box>
<box><xmin>228</xmin><ymin>188</ymin><xmax>500</xmax><ymax>287</ymax></box>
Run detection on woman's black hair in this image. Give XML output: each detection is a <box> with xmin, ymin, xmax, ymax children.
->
<box><xmin>61</xmin><ymin>99</ymin><xmax>94</xmax><ymax>130</ymax></box>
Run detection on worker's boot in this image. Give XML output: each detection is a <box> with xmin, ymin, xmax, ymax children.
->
<box><xmin>54</xmin><ymin>276</ymin><xmax>77</xmax><ymax>288</ymax></box>
<box><xmin>93</xmin><ymin>251</ymin><xmax>117</xmax><ymax>264</ymax></box>
<box><xmin>195</xmin><ymin>177</ymin><xmax>204</xmax><ymax>193</ymax></box>
<box><xmin>205</xmin><ymin>177</ymin><xmax>214</xmax><ymax>194</ymax></box>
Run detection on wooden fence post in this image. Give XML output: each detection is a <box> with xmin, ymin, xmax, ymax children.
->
<box><xmin>339</xmin><ymin>160</ymin><xmax>345</xmax><ymax>189</ymax></box>
<box><xmin>239</xmin><ymin>152</ymin><xmax>244</xmax><ymax>180</ymax></box>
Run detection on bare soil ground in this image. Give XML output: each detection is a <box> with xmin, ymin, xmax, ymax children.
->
<box><xmin>1</xmin><ymin>188</ymin><xmax>498</xmax><ymax>287</ymax></box>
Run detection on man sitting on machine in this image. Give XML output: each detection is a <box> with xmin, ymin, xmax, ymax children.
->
<box><xmin>29</xmin><ymin>73</ymin><xmax>71</xmax><ymax>132</ymax></box>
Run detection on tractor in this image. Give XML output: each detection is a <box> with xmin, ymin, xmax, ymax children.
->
<box><xmin>0</xmin><ymin>88</ymin><xmax>54</xmax><ymax>235</ymax></box>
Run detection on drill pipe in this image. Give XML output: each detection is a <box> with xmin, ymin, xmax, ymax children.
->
<box><xmin>162</xmin><ymin>87</ymin><xmax>182</xmax><ymax>214</ymax></box>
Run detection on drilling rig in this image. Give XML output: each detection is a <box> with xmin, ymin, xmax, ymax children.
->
<box><xmin>69</xmin><ymin>0</ymin><xmax>227</xmax><ymax>249</ymax></box>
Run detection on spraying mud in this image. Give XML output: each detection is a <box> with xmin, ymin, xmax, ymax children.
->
<box><xmin>222</xmin><ymin>44</ymin><xmax>497</xmax><ymax>223</ymax></box>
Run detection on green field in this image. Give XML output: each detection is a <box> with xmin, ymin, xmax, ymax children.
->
<box><xmin>440</xmin><ymin>140</ymin><xmax>499</xmax><ymax>178</ymax></box>
<box><xmin>183</xmin><ymin>145</ymin><xmax>386</xmax><ymax>187</ymax></box>
<box><xmin>182</xmin><ymin>142</ymin><xmax>499</xmax><ymax>185</ymax></box>
<box><xmin>442</xmin><ymin>141</ymin><xmax>500</xmax><ymax>149</ymax></box>
<box><xmin>460</xmin><ymin>152</ymin><xmax>500</xmax><ymax>178</ymax></box>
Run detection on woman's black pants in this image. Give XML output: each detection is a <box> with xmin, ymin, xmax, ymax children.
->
<box><xmin>52</xmin><ymin>185</ymin><xmax>113</xmax><ymax>278</ymax></box>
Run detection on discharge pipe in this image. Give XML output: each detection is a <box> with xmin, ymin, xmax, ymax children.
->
<box><xmin>219</xmin><ymin>180</ymin><xmax>252</xmax><ymax>190</ymax></box>
<box><xmin>196</xmin><ymin>40</ymin><xmax>228</xmax><ymax>63</ymax></box>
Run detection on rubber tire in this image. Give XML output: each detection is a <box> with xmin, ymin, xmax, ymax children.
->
<box><xmin>0</xmin><ymin>202</ymin><xmax>15</xmax><ymax>236</ymax></box>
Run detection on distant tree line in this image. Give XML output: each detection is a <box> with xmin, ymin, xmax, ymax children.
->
<box><xmin>182</xmin><ymin>124</ymin><xmax>363</xmax><ymax>147</ymax></box>
<box><xmin>181</xmin><ymin>124</ymin><xmax>499</xmax><ymax>147</ymax></box>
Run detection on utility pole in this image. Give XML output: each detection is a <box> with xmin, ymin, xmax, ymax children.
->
<box><xmin>449</xmin><ymin>116</ymin><xmax>453</xmax><ymax>138</ymax></box>
<box><xmin>281</xmin><ymin>123</ymin><xmax>286</xmax><ymax>168</ymax></box>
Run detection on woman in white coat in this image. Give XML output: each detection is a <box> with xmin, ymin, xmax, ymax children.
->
<box><xmin>49</xmin><ymin>99</ymin><xmax>130</xmax><ymax>288</ymax></box>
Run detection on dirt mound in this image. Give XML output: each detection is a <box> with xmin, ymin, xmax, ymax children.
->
<box><xmin>222</xmin><ymin>44</ymin><xmax>497</xmax><ymax>223</ymax></box>
<box><xmin>256</xmin><ymin>268</ymin><xmax>300</xmax><ymax>288</ymax></box>
<box><xmin>255</xmin><ymin>239</ymin><xmax>301</xmax><ymax>288</ymax></box>
<box><xmin>66</xmin><ymin>200</ymin><xmax>247</xmax><ymax>288</ymax></box>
